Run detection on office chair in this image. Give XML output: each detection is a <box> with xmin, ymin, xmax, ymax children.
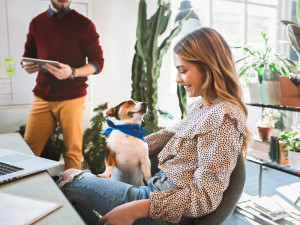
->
<box><xmin>149</xmin><ymin>152</ymin><xmax>246</xmax><ymax>225</ymax></box>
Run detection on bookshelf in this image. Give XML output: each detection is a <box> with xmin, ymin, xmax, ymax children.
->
<box><xmin>240</xmin><ymin>103</ymin><xmax>300</xmax><ymax>224</ymax></box>
<box><xmin>246</xmin><ymin>103</ymin><xmax>300</xmax><ymax>196</ymax></box>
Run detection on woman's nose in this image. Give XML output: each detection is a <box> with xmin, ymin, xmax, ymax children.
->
<box><xmin>175</xmin><ymin>73</ymin><xmax>183</xmax><ymax>83</ymax></box>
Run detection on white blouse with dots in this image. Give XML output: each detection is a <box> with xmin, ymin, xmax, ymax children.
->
<box><xmin>145</xmin><ymin>97</ymin><xmax>246</xmax><ymax>223</ymax></box>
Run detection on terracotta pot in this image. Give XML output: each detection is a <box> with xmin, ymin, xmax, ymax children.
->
<box><xmin>257</xmin><ymin>126</ymin><xmax>274</xmax><ymax>141</ymax></box>
<box><xmin>279</xmin><ymin>76</ymin><xmax>300</xmax><ymax>106</ymax></box>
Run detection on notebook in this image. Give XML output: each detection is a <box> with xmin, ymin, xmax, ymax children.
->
<box><xmin>0</xmin><ymin>148</ymin><xmax>61</xmax><ymax>184</ymax></box>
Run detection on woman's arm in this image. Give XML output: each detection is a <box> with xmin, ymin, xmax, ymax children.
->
<box><xmin>98</xmin><ymin>199</ymin><xmax>150</xmax><ymax>225</ymax></box>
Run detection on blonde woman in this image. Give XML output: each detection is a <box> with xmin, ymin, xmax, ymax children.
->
<box><xmin>58</xmin><ymin>27</ymin><xmax>251</xmax><ymax>225</ymax></box>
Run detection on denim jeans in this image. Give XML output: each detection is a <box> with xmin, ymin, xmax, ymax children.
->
<box><xmin>58</xmin><ymin>171</ymin><xmax>181</xmax><ymax>225</ymax></box>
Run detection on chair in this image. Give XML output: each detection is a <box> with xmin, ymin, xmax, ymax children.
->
<box><xmin>149</xmin><ymin>152</ymin><xmax>246</xmax><ymax>225</ymax></box>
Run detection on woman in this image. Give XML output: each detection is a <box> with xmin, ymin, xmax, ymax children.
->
<box><xmin>58</xmin><ymin>27</ymin><xmax>251</xmax><ymax>225</ymax></box>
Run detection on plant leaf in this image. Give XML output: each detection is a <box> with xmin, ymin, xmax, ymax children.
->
<box><xmin>281</xmin><ymin>20</ymin><xmax>298</xmax><ymax>26</ymax></box>
<box><xmin>287</xmin><ymin>24</ymin><xmax>300</xmax><ymax>56</ymax></box>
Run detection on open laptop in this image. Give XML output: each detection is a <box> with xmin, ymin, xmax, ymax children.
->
<box><xmin>0</xmin><ymin>148</ymin><xmax>61</xmax><ymax>184</ymax></box>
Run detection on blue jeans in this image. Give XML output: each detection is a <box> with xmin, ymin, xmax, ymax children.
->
<box><xmin>58</xmin><ymin>171</ymin><xmax>181</xmax><ymax>225</ymax></box>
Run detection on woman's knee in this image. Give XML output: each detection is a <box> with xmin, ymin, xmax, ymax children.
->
<box><xmin>62</xmin><ymin>168</ymin><xmax>82</xmax><ymax>181</ymax></box>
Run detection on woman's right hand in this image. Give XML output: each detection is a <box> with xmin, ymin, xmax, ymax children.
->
<box><xmin>98</xmin><ymin>199</ymin><xmax>150</xmax><ymax>225</ymax></box>
<box><xmin>22</xmin><ymin>61</ymin><xmax>40</xmax><ymax>74</ymax></box>
<box><xmin>98</xmin><ymin>204</ymin><xmax>136</xmax><ymax>225</ymax></box>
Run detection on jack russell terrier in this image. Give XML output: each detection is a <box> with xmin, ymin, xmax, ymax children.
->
<box><xmin>98</xmin><ymin>99</ymin><xmax>152</xmax><ymax>187</ymax></box>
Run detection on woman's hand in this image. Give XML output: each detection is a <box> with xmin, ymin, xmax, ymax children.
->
<box><xmin>98</xmin><ymin>200</ymin><xmax>150</xmax><ymax>225</ymax></box>
<box><xmin>44</xmin><ymin>62</ymin><xmax>72</xmax><ymax>80</ymax></box>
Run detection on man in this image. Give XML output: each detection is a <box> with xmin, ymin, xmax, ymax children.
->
<box><xmin>22</xmin><ymin>0</ymin><xmax>104</xmax><ymax>170</ymax></box>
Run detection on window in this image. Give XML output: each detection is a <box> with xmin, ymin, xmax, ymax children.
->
<box><xmin>160</xmin><ymin>0</ymin><xmax>292</xmax><ymax>122</ymax></box>
<box><xmin>171</xmin><ymin>0</ymin><xmax>280</xmax><ymax>61</ymax></box>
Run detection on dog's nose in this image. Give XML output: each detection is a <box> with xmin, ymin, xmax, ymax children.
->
<box><xmin>141</xmin><ymin>102</ymin><xmax>147</xmax><ymax>107</ymax></box>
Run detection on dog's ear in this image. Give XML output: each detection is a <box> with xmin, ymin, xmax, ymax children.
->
<box><xmin>106</xmin><ymin>107</ymin><xmax>116</xmax><ymax>117</ymax></box>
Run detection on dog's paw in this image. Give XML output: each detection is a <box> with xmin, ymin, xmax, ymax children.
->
<box><xmin>97</xmin><ymin>173</ymin><xmax>111</xmax><ymax>178</ymax></box>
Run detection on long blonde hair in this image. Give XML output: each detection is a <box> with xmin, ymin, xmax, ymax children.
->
<box><xmin>174</xmin><ymin>27</ymin><xmax>251</xmax><ymax>157</ymax></box>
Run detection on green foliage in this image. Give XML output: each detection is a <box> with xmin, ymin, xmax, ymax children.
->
<box><xmin>131</xmin><ymin>0</ymin><xmax>190</xmax><ymax>132</ymax></box>
<box><xmin>295</xmin><ymin>196</ymin><xmax>300</xmax><ymax>205</ymax></box>
<box><xmin>82</xmin><ymin>103</ymin><xmax>108</xmax><ymax>174</ymax></box>
<box><xmin>234</xmin><ymin>31</ymin><xmax>297</xmax><ymax>84</ymax></box>
<box><xmin>177</xmin><ymin>83</ymin><xmax>187</xmax><ymax>119</ymax></box>
<box><xmin>274</xmin><ymin>111</ymin><xmax>286</xmax><ymax>131</ymax></box>
<box><xmin>278</xmin><ymin>126</ymin><xmax>300</xmax><ymax>152</ymax></box>
<box><xmin>143</xmin><ymin>106</ymin><xmax>174</xmax><ymax>135</ymax></box>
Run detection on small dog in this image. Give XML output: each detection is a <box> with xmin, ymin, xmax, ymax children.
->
<box><xmin>98</xmin><ymin>99</ymin><xmax>151</xmax><ymax>187</ymax></box>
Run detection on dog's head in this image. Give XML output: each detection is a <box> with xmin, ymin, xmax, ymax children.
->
<box><xmin>106</xmin><ymin>99</ymin><xmax>148</xmax><ymax>124</ymax></box>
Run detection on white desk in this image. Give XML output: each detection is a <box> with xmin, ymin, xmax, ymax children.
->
<box><xmin>0</xmin><ymin>133</ymin><xmax>86</xmax><ymax>225</ymax></box>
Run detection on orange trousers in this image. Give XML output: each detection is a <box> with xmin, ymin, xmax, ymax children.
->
<box><xmin>24</xmin><ymin>95</ymin><xmax>86</xmax><ymax>170</ymax></box>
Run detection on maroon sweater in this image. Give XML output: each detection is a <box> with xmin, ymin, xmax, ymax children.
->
<box><xmin>23</xmin><ymin>10</ymin><xmax>104</xmax><ymax>101</ymax></box>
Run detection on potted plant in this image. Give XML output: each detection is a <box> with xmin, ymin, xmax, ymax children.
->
<box><xmin>256</xmin><ymin>108</ymin><xmax>281</xmax><ymax>141</ymax></box>
<box><xmin>281</xmin><ymin>0</ymin><xmax>300</xmax><ymax>106</ymax></box>
<box><xmin>234</xmin><ymin>31</ymin><xmax>297</xmax><ymax>104</ymax></box>
<box><xmin>278</xmin><ymin>125</ymin><xmax>300</xmax><ymax>170</ymax></box>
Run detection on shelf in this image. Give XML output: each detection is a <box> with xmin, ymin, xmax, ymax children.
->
<box><xmin>246</xmin><ymin>103</ymin><xmax>300</xmax><ymax>112</ymax></box>
<box><xmin>247</xmin><ymin>156</ymin><xmax>300</xmax><ymax>177</ymax></box>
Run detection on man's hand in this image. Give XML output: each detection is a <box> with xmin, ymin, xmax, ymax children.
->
<box><xmin>44</xmin><ymin>62</ymin><xmax>72</xmax><ymax>80</ymax></box>
<box><xmin>22</xmin><ymin>61</ymin><xmax>40</xmax><ymax>74</ymax></box>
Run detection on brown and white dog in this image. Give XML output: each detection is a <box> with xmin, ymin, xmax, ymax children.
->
<box><xmin>98</xmin><ymin>100</ymin><xmax>151</xmax><ymax>187</ymax></box>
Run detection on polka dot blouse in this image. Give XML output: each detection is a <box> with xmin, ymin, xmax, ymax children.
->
<box><xmin>145</xmin><ymin>97</ymin><xmax>246</xmax><ymax>223</ymax></box>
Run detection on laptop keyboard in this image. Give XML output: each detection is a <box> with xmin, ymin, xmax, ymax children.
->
<box><xmin>0</xmin><ymin>162</ymin><xmax>24</xmax><ymax>176</ymax></box>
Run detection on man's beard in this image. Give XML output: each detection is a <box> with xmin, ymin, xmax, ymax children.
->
<box><xmin>51</xmin><ymin>0</ymin><xmax>71</xmax><ymax>12</ymax></box>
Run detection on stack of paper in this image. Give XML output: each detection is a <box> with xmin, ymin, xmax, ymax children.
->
<box><xmin>251</xmin><ymin>196</ymin><xmax>289</xmax><ymax>221</ymax></box>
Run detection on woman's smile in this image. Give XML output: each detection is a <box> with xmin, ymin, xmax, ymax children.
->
<box><xmin>174</xmin><ymin>54</ymin><xmax>204</xmax><ymax>97</ymax></box>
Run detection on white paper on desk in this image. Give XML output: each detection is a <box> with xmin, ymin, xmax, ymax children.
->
<box><xmin>0</xmin><ymin>192</ymin><xmax>62</xmax><ymax>225</ymax></box>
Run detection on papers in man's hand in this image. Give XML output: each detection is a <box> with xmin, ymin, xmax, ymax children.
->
<box><xmin>0</xmin><ymin>192</ymin><xmax>62</xmax><ymax>225</ymax></box>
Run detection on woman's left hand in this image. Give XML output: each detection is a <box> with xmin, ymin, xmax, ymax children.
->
<box><xmin>98</xmin><ymin>199</ymin><xmax>150</xmax><ymax>225</ymax></box>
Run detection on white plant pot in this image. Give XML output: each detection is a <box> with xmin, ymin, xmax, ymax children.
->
<box><xmin>267</xmin><ymin>81</ymin><xmax>281</xmax><ymax>105</ymax></box>
<box><xmin>248</xmin><ymin>78</ymin><xmax>261</xmax><ymax>103</ymax></box>
<box><xmin>260</xmin><ymin>81</ymin><xmax>270</xmax><ymax>105</ymax></box>
<box><xmin>288</xmin><ymin>151</ymin><xmax>300</xmax><ymax>170</ymax></box>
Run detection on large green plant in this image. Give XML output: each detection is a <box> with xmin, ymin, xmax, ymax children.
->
<box><xmin>131</xmin><ymin>0</ymin><xmax>189</xmax><ymax>132</ymax></box>
<box><xmin>82</xmin><ymin>103</ymin><xmax>108</xmax><ymax>174</ymax></box>
<box><xmin>234</xmin><ymin>31</ymin><xmax>297</xmax><ymax>84</ymax></box>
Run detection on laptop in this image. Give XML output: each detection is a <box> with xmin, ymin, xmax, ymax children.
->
<box><xmin>0</xmin><ymin>148</ymin><xmax>61</xmax><ymax>184</ymax></box>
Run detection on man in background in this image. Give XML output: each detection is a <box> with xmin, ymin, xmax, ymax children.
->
<box><xmin>22</xmin><ymin>0</ymin><xmax>104</xmax><ymax>170</ymax></box>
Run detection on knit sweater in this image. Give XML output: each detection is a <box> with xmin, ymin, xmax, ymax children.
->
<box><xmin>23</xmin><ymin>10</ymin><xmax>104</xmax><ymax>101</ymax></box>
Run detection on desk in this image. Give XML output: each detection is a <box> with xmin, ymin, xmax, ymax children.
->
<box><xmin>0</xmin><ymin>133</ymin><xmax>85</xmax><ymax>225</ymax></box>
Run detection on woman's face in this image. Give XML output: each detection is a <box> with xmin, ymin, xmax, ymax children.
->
<box><xmin>174</xmin><ymin>53</ymin><xmax>205</xmax><ymax>97</ymax></box>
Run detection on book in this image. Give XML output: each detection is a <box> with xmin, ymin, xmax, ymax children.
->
<box><xmin>0</xmin><ymin>192</ymin><xmax>62</xmax><ymax>225</ymax></box>
<box><xmin>248</xmin><ymin>137</ymin><xmax>271</xmax><ymax>161</ymax></box>
<box><xmin>278</xmin><ymin>139</ymin><xmax>289</xmax><ymax>166</ymax></box>
<box><xmin>250</xmin><ymin>196</ymin><xmax>289</xmax><ymax>221</ymax></box>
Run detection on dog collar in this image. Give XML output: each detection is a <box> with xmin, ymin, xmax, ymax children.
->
<box><xmin>103</xmin><ymin>119</ymin><xmax>147</xmax><ymax>142</ymax></box>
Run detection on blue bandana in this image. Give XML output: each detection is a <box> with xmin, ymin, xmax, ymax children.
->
<box><xmin>103</xmin><ymin>119</ymin><xmax>147</xmax><ymax>142</ymax></box>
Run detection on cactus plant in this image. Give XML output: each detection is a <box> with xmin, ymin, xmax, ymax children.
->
<box><xmin>131</xmin><ymin>0</ymin><xmax>189</xmax><ymax>131</ymax></box>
